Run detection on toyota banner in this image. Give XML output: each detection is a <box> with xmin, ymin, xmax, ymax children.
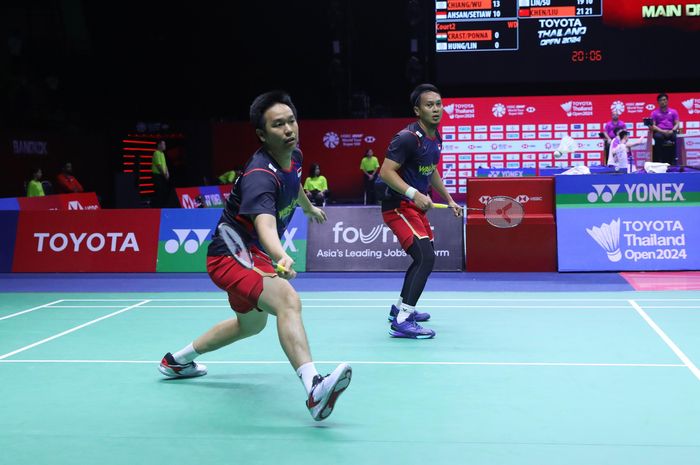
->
<box><xmin>307</xmin><ymin>206</ymin><xmax>464</xmax><ymax>271</ymax></box>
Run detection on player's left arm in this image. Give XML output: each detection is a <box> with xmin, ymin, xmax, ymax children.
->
<box><xmin>429</xmin><ymin>170</ymin><xmax>462</xmax><ymax>217</ymax></box>
<box><xmin>297</xmin><ymin>183</ymin><xmax>327</xmax><ymax>223</ymax></box>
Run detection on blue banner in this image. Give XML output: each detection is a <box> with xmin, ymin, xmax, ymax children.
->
<box><xmin>0</xmin><ymin>197</ymin><xmax>20</xmax><ymax>210</ymax></box>
<box><xmin>0</xmin><ymin>211</ymin><xmax>19</xmax><ymax>271</ymax></box>
<box><xmin>556</xmin><ymin>173</ymin><xmax>700</xmax><ymax>271</ymax></box>
<box><xmin>476</xmin><ymin>168</ymin><xmax>536</xmax><ymax>178</ymax></box>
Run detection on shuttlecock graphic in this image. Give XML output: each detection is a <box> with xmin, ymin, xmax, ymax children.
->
<box><xmin>443</xmin><ymin>104</ymin><xmax>454</xmax><ymax>119</ymax></box>
<box><xmin>560</xmin><ymin>101</ymin><xmax>573</xmax><ymax>116</ymax></box>
<box><xmin>586</xmin><ymin>218</ymin><xmax>621</xmax><ymax>262</ymax></box>
<box><xmin>682</xmin><ymin>99</ymin><xmax>695</xmax><ymax>114</ymax></box>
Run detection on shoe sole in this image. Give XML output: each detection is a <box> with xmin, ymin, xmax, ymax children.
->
<box><xmin>388</xmin><ymin>329</ymin><xmax>435</xmax><ymax>339</ymax></box>
<box><xmin>387</xmin><ymin>315</ymin><xmax>430</xmax><ymax>322</ymax></box>
<box><xmin>158</xmin><ymin>364</ymin><xmax>208</xmax><ymax>379</ymax></box>
<box><xmin>314</xmin><ymin>365</ymin><xmax>352</xmax><ymax>421</ymax></box>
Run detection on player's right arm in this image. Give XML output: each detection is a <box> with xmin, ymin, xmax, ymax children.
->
<box><xmin>253</xmin><ymin>213</ymin><xmax>295</xmax><ymax>279</ymax></box>
<box><xmin>380</xmin><ymin>158</ymin><xmax>432</xmax><ymax>210</ymax></box>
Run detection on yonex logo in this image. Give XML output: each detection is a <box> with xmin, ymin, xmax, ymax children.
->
<box><xmin>323</xmin><ymin>132</ymin><xmax>340</xmax><ymax>149</ymax></box>
<box><xmin>586</xmin><ymin>218</ymin><xmax>621</xmax><ymax>262</ymax></box>
<box><xmin>164</xmin><ymin>229</ymin><xmax>211</xmax><ymax>254</ymax></box>
<box><xmin>587</xmin><ymin>184</ymin><xmax>620</xmax><ymax>203</ymax></box>
<box><xmin>282</xmin><ymin>228</ymin><xmax>298</xmax><ymax>252</ymax></box>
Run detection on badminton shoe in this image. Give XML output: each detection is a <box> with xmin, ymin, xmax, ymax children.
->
<box><xmin>306</xmin><ymin>363</ymin><xmax>352</xmax><ymax>421</ymax></box>
<box><xmin>158</xmin><ymin>352</ymin><xmax>208</xmax><ymax>378</ymax></box>
<box><xmin>389</xmin><ymin>313</ymin><xmax>435</xmax><ymax>339</ymax></box>
<box><xmin>387</xmin><ymin>304</ymin><xmax>430</xmax><ymax>322</ymax></box>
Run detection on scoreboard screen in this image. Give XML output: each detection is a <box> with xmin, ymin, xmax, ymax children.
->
<box><xmin>435</xmin><ymin>0</ymin><xmax>700</xmax><ymax>84</ymax></box>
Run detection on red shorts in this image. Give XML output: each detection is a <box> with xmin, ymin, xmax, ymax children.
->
<box><xmin>206</xmin><ymin>246</ymin><xmax>277</xmax><ymax>314</ymax></box>
<box><xmin>382</xmin><ymin>201</ymin><xmax>433</xmax><ymax>251</ymax></box>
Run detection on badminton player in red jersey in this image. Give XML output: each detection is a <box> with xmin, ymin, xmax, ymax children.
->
<box><xmin>380</xmin><ymin>83</ymin><xmax>462</xmax><ymax>339</ymax></box>
<box><xmin>158</xmin><ymin>91</ymin><xmax>351</xmax><ymax>421</ymax></box>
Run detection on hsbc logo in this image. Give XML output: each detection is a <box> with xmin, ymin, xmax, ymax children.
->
<box><xmin>587</xmin><ymin>184</ymin><xmax>620</xmax><ymax>203</ymax></box>
<box><xmin>34</xmin><ymin>232</ymin><xmax>139</xmax><ymax>252</ymax></box>
<box><xmin>478</xmin><ymin>195</ymin><xmax>492</xmax><ymax>204</ymax></box>
<box><xmin>164</xmin><ymin>229</ymin><xmax>211</xmax><ymax>254</ymax></box>
<box><xmin>526</xmin><ymin>106</ymin><xmax>536</xmax><ymax>113</ymax></box>
<box><xmin>516</xmin><ymin>195</ymin><xmax>529</xmax><ymax>203</ymax></box>
<box><xmin>67</xmin><ymin>200</ymin><xmax>98</xmax><ymax>210</ymax></box>
<box><xmin>364</xmin><ymin>136</ymin><xmax>376</xmax><ymax>143</ymax></box>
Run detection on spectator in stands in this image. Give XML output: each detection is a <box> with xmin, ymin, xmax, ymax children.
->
<box><xmin>360</xmin><ymin>148</ymin><xmax>380</xmax><ymax>204</ymax></box>
<box><xmin>26</xmin><ymin>167</ymin><xmax>45</xmax><ymax>197</ymax></box>
<box><xmin>218</xmin><ymin>169</ymin><xmax>237</xmax><ymax>185</ymax></box>
<box><xmin>650</xmin><ymin>93</ymin><xmax>681</xmax><ymax>165</ymax></box>
<box><xmin>151</xmin><ymin>140</ymin><xmax>170</xmax><ymax>207</ymax></box>
<box><xmin>55</xmin><ymin>161</ymin><xmax>84</xmax><ymax>193</ymax></box>
<box><xmin>303</xmin><ymin>163</ymin><xmax>329</xmax><ymax>206</ymax></box>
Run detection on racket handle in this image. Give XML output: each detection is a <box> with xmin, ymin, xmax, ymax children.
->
<box><xmin>433</xmin><ymin>203</ymin><xmax>449</xmax><ymax>208</ymax></box>
<box><xmin>275</xmin><ymin>263</ymin><xmax>288</xmax><ymax>273</ymax></box>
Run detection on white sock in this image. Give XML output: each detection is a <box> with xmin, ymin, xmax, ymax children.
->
<box><xmin>296</xmin><ymin>362</ymin><xmax>320</xmax><ymax>394</ymax></box>
<box><xmin>397</xmin><ymin>303</ymin><xmax>415</xmax><ymax>324</ymax></box>
<box><xmin>172</xmin><ymin>342</ymin><xmax>199</xmax><ymax>364</ymax></box>
<box><xmin>396</xmin><ymin>297</ymin><xmax>403</xmax><ymax>308</ymax></box>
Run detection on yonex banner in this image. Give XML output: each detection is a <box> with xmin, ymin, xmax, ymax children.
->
<box><xmin>0</xmin><ymin>211</ymin><xmax>19</xmax><ymax>271</ymax></box>
<box><xmin>157</xmin><ymin>207</ymin><xmax>308</xmax><ymax>272</ymax></box>
<box><xmin>157</xmin><ymin>208</ymin><xmax>222</xmax><ymax>271</ymax></box>
<box><xmin>307</xmin><ymin>206</ymin><xmax>463</xmax><ymax>271</ymax></box>
<box><xmin>556</xmin><ymin>173</ymin><xmax>700</xmax><ymax>271</ymax></box>
<box><xmin>13</xmin><ymin>210</ymin><xmax>160</xmax><ymax>272</ymax></box>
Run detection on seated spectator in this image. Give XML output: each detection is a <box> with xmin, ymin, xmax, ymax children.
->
<box><xmin>303</xmin><ymin>163</ymin><xmax>329</xmax><ymax>207</ymax></box>
<box><xmin>650</xmin><ymin>93</ymin><xmax>680</xmax><ymax>165</ymax></box>
<box><xmin>27</xmin><ymin>168</ymin><xmax>45</xmax><ymax>197</ymax></box>
<box><xmin>56</xmin><ymin>161</ymin><xmax>84</xmax><ymax>193</ymax></box>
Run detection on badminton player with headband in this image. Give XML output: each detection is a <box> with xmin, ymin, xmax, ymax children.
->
<box><xmin>379</xmin><ymin>83</ymin><xmax>462</xmax><ymax>339</ymax></box>
<box><xmin>158</xmin><ymin>91</ymin><xmax>352</xmax><ymax>421</ymax></box>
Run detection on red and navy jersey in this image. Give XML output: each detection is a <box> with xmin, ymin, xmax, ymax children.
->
<box><xmin>381</xmin><ymin>122</ymin><xmax>442</xmax><ymax>210</ymax></box>
<box><xmin>208</xmin><ymin>147</ymin><xmax>302</xmax><ymax>256</ymax></box>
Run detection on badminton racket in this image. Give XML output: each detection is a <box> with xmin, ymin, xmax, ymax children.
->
<box><xmin>217</xmin><ymin>223</ymin><xmax>288</xmax><ymax>273</ymax></box>
<box><xmin>435</xmin><ymin>196</ymin><xmax>524</xmax><ymax>228</ymax></box>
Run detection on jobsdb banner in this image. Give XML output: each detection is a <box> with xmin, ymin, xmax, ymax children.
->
<box><xmin>156</xmin><ymin>207</ymin><xmax>308</xmax><ymax>272</ymax></box>
<box><xmin>307</xmin><ymin>206</ymin><xmax>463</xmax><ymax>271</ymax></box>
<box><xmin>556</xmin><ymin>173</ymin><xmax>700</xmax><ymax>271</ymax></box>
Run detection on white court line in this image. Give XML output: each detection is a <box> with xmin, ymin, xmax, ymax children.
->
<box><xmin>0</xmin><ymin>300</ymin><xmax>151</xmax><ymax>360</ymax></box>
<box><xmin>629</xmin><ymin>299</ymin><xmax>700</xmax><ymax>382</ymax></box>
<box><xmin>0</xmin><ymin>359</ymin><xmax>684</xmax><ymax>368</ymax></box>
<box><xmin>50</xmin><ymin>305</ymin><xmax>638</xmax><ymax>309</ymax></box>
<box><xmin>0</xmin><ymin>300</ymin><xmax>64</xmax><ymax>321</ymax></box>
<box><xmin>56</xmin><ymin>297</ymin><xmax>700</xmax><ymax>302</ymax></box>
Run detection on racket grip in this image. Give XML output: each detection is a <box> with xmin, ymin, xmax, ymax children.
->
<box><xmin>433</xmin><ymin>203</ymin><xmax>449</xmax><ymax>208</ymax></box>
<box><xmin>275</xmin><ymin>263</ymin><xmax>288</xmax><ymax>273</ymax></box>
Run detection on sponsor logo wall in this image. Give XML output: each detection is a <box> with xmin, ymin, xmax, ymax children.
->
<box><xmin>0</xmin><ymin>192</ymin><xmax>101</xmax><ymax>211</ymax></box>
<box><xmin>13</xmin><ymin>210</ymin><xmax>160</xmax><ymax>272</ymax></box>
<box><xmin>556</xmin><ymin>173</ymin><xmax>700</xmax><ymax>271</ymax></box>
<box><xmin>176</xmin><ymin>185</ymin><xmax>232</xmax><ymax>209</ymax></box>
<box><xmin>441</xmin><ymin>92</ymin><xmax>700</xmax><ymax>202</ymax></box>
<box><xmin>307</xmin><ymin>206</ymin><xmax>463</xmax><ymax>271</ymax></box>
<box><xmin>0</xmin><ymin>211</ymin><xmax>19</xmax><ymax>272</ymax></box>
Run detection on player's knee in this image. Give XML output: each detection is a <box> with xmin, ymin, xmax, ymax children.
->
<box><xmin>277</xmin><ymin>289</ymin><xmax>302</xmax><ymax>316</ymax></box>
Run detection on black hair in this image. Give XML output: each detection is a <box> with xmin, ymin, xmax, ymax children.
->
<box><xmin>657</xmin><ymin>93</ymin><xmax>669</xmax><ymax>102</ymax></box>
<box><xmin>249</xmin><ymin>90</ymin><xmax>298</xmax><ymax>131</ymax></box>
<box><xmin>309</xmin><ymin>163</ymin><xmax>321</xmax><ymax>177</ymax></box>
<box><xmin>618</xmin><ymin>130</ymin><xmax>629</xmax><ymax>139</ymax></box>
<box><xmin>410</xmin><ymin>83</ymin><xmax>441</xmax><ymax>108</ymax></box>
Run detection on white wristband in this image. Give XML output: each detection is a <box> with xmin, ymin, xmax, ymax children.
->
<box><xmin>404</xmin><ymin>186</ymin><xmax>417</xmax><ymax>200</ymax></box>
